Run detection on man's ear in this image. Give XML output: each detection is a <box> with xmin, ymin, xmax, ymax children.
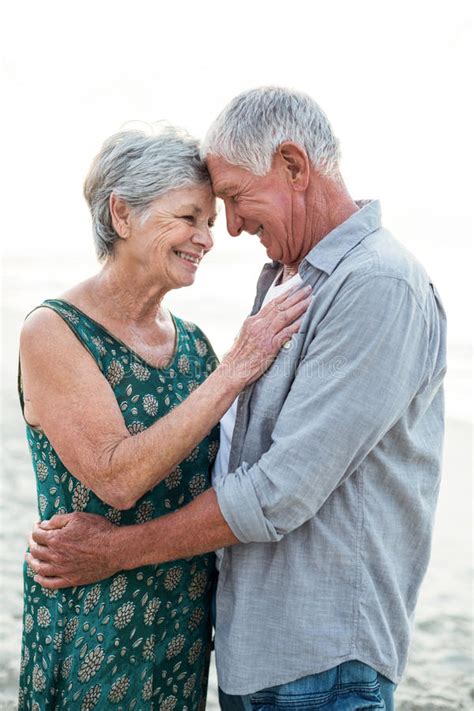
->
<box><xmin>278</xmin><ymin>142</ymin><xmax>310</xmax><ymax>191</ymax></box>
<box><xmin>109</xmin><ymin>193</ymin><xmax>132</xmax><ymax>239</ymax></box>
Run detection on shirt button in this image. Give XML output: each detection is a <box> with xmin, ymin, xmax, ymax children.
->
<box><xmin>283</xmin><ymin>339</ymin><xmax>292</xmax><ymax>350</ymax></box>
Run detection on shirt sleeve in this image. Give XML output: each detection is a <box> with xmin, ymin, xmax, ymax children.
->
<box><xmin>215</xmin><ymin>274</ymin><xmax>430</xmax><ymax>543</ymax></box>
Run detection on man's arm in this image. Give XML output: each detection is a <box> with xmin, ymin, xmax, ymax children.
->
<box><xmin>214</xmin><ymin>273</ymin><xmax>432</xmax><ymax>543</ymax></box>
<box><xmin>29</xmin><ymin>274</ymin><xmax>432</xmax><ymax>587</ymax></box>
<box><xmin>29</xmin><ymin>489</ymin><xmax>237</xmax><ymax>588</ymax></box>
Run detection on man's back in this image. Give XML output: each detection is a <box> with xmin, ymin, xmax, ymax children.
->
<box><xmin>214</xmin><ymin>200</ymin><xmax>446</xmax><ymax>694</ymax></box>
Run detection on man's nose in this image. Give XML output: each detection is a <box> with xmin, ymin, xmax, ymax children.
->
<box><xmin>224</xmin><ymin>200</ymin><xmax>244</xmax><ymax>237</ymax></box>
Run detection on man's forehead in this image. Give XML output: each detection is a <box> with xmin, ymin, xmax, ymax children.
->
<box><xmin>206</xmin><ymin>157</ymin><xmax>247</xmax><ymax>195</ymax></box>
<box><xmin>207</xmin><ymin>155</ymin><xmax>239</xmax><ymax>177</ymax></box>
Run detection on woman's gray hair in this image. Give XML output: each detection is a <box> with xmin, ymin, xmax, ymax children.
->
<box><xmin>84</xmin><ymin>125</ymin><xmax>210</xmax><ymax>261</ymax></box>
<box><xmin>201</xmin><ymin>86</ymin><xmax>340</xmax><ymax>178</ymax></box>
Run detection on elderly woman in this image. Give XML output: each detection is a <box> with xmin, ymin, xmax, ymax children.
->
<box><xmin>17</xmin><ymin>127</ymin><xmax>309</xmax><ymax>710</ymax></box>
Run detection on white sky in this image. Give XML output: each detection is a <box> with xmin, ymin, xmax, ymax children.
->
<box><xmin>1</xmin><ymin>0</ymin><xmax>472</xmax><ymax>353</ymax></box>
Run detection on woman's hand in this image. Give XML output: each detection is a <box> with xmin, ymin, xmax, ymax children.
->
<box><xmin>221</xmin><ymin>284</ymin><xmax>312</xmax><ymax>387</ymax></box>
<box><xmin>19</xmin><ymin>286</ymin><xmax>310</xmax><ymax>512</ymax></box>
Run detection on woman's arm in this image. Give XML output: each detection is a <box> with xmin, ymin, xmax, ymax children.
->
<box><xmin>20</xmin><ymin>286</ymin><xmax>310</xmax><ymax>509</ymax></box>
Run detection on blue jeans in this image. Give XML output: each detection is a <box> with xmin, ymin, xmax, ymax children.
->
<box><xmin>218</xmin><ymin>660</ymin><xmax>396</xmax><ymax>710</ymax></box>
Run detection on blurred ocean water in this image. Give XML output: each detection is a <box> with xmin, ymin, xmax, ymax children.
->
<box><xmin>1</xmin><ymin>251</ymin><xmax>472</xmax><ymax>709</ymax></box>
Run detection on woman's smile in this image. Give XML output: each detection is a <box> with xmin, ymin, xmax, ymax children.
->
<box><xmin>173</xmin><ymin>249</ymin><xmax>202</xmax><ymax>266</ymax></box>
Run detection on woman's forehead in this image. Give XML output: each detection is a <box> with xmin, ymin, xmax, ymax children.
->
<box><xmin>147</xmin><ymin>184</ymin><xmax>216</xmax><ymax>216</ymax></box>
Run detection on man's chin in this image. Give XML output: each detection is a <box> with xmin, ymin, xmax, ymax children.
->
<box><xmin>259</xmin><ymin>239</ymin><xmax>272</xmax><ymax>257</ymax></box>
<box><xmin>263</xmin><ymin>244</ymin><xmax>278</xmax><ymax>261</ymax></box>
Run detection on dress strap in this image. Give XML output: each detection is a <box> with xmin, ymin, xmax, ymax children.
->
<box><xmin>18</xmin><ymin>299</ymin><xmax>109</xmax><ymax>427</ymax></box>
<box><xmin>39</xmin><ymin>299</ymin><xmax>109</xmax><ymax>368</ymax></box>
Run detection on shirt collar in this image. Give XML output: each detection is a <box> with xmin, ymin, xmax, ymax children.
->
<box><xmin>302</xmin><ymin>199</ymin><xmax>382</xmax><ymax>276</ymax></box>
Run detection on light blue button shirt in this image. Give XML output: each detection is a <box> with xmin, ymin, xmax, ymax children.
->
<box><xmin>214</xmin><ymin>200</ymin><xmax>447</xmax><ymax>694</ymax></box>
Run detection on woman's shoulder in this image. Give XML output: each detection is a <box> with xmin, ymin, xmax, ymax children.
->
<box><xmin>173</xmin><ymin>315</ymin><xmax>218</xmax><ymax>361</ymax></box>
<box><xmin>175</xmin><ymin>315</ymin><xmax>208</xmax><ymax>341</ymax></box>
<box><xmin>20</xmin><ymin>298</ymin><xmax>104</xmax><ymax>370</ymax></box>
<box><xmin>21</xmin><ymin>298</ymin><xmax>85</xmax><ymax>337</ymax></box>
<box><xmin>21</xmin><ymin>301</ymin><xmax>68</xmax><ymax>341</ymax></box>
<box><xmin>21</xmin><ymin>276</ymin><xmax>94</xmax><ymax>334</ymax></box>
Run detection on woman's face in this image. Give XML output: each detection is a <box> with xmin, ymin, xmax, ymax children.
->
<box><xmin>123</xmin><ymin>183</ymin><xmax>216</xmax><ymax>290</ymax></box>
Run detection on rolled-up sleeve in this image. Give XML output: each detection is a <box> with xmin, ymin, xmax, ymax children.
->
<box><xmin>215</xmin><ymin>274</ymin><xmax>429</xmax><ymax>543</ymax></box>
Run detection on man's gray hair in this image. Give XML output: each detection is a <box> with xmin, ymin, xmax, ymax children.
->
<box><xmin>201</xmin><ymin>86</ymin><xmax>340</xmax><ymax>177</ymax></box>
<box><xmin>84</xmin><ymin>125</ymin><xmax>210</xmax><ymax>261</ymax></box>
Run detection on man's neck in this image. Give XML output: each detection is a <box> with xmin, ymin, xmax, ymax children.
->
<box><xmin>281</xmin><ymin>264</ymin><xmax>300</xmax><ymax>282</ymax></box>
<box><xmin>305</xmin><ymin>173</ymin><xmax>359</xmax><ymax>251</ymax></box>
<box><xmin>282</xmin><ymin>171</ymin><xmax>359</xmax><ymax>274</ymax></box>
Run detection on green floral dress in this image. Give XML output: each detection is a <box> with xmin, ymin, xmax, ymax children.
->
<box><xmin>18</xmin><ymin>299</ymin><xmax>220</xmax><ymax>711</ymax></box>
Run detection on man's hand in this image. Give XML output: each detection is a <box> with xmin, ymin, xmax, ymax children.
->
<box><xmin>27</xmin><ymin>490</ymin><xmax>239</xmax><ymax>587</ymax></box>
<box><xmin>27</xmin><ymin>512</ymin><xmax>121</xmax><ymax>589</ymax></box>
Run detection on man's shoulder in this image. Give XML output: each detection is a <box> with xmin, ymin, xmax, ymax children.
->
<box><xmin>338</xmin><ymin>227</ymin><xmax>433</xmax><ymax>301</ymax></box>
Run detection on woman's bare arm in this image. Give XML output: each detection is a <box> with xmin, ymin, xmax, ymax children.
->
<box><xmin>20</xmin><ymin>286</ymin><xmax>310</xmax><ymax>509</ymax></box>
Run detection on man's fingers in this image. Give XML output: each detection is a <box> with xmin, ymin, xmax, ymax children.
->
<box><xmin>39</xmin><ymin>514</ymin><xmax>73</xmax><ymax>530</ymax></box>
<box><xmin>33</xmin><ymin>575</ymin><xmax>70</xmax><ymax>590</ymax></box>
<box><xmin>28</xmin><ymin>537</ymin><xmax>53</xmax><ymax>561</ymax></box>
<box><xmin>32</xmin><ymin>526</ymin><xmax>56</xmax><ymax>546</ymax></box>
<box><xmin>25</xmin><ymin>553</ymin><xmax>59</xmax><ymax>577</ymax></box>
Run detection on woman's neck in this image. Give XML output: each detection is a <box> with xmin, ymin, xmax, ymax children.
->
<box><xmin>70</xmin><ymin>260</ymin><xmax>171</xmax><ymax>328</ymax></box>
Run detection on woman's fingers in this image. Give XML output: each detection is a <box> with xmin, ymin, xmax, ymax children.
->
<box><xmin>260</xmin><ymin>286</ymin><xmax>312</xmax><ymax>331</ymax></box>
<box><xmin>274</xmin><ymin>318</ymin><xmax>304</xmax><ymax>348</ymax></box>
<box><xmin>260</xmin><ymin>284</ymin><xmax>312</xmax><ymax>318</ymax></box>
<box><xmin>222</xmin><ymin>283</ymin><xmax>312</xmax><ymax>387</ymax></box>
<box><xmin>270</xmin><ymin>295</ymin><xmax>311</xmax><ymax>332</ymax></box>
<box><xmin>277</xmin><ymin>283</ymin><xmax>312</xmax><ymax>307</ymax></box>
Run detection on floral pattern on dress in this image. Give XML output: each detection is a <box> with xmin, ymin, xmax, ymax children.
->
<box><xmin>18</xmin><ymin>299</ymin><xmax>219</xmax><ymax>710</ymax></box>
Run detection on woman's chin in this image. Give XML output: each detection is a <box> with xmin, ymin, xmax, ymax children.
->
<box><xmin>173</xmin><ymin>273</ymin><xmax>197</xmax><ymax>289</ymax></box>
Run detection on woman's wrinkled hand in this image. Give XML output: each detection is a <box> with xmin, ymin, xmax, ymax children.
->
<box><xmin>26</xmin><ymin>512</ymin><xmax>122</xmax><ymax>589</ymax></box>
<box><xmin>221</xmin><ymin>284</ymin><xmax>312</xmax><ymax>387</ymax></box>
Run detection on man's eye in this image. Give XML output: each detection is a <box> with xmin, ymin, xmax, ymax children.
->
<box><xmin>180</xmin><ymin>215</ymin><xmax>195</xmax><ymax>222</ymax></box>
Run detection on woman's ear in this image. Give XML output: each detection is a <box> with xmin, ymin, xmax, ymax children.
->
<box><xmin>109</xmin><ymin>193</ymin><xmax>131</xmax><ymax>239</ymax></box>
<box><xmin>278</xmin><ymin>142</ymin><xmax>310</xmax><ymax>191</ymax></box>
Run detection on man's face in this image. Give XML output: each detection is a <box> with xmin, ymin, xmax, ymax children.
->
<box><xmin>207</xmin><ymin>154</ymin><xmax>300</xmax><ymax>265</ymax></box>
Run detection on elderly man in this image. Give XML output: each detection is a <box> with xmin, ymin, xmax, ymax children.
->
<box><xmin>29</xmin><ymin>87</ymin><xmax>446</xmax><ymax>710</ymax></box>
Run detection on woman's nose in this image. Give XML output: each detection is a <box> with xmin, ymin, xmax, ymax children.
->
<box><xmin>192</xmin><ymin>227</ymin><xmax>214</xmax><ymax>251</ymax></box>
